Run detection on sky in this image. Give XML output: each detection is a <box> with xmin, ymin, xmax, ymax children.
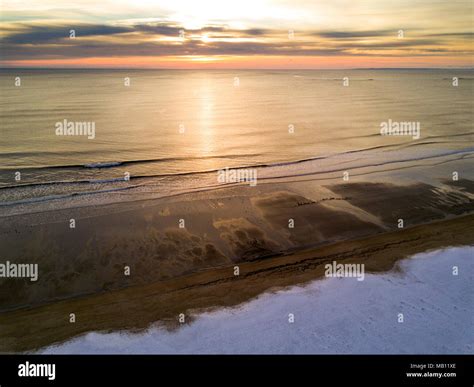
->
<box><xmin>0</xmin><ymin>0</ymin><xmax>473</xmax><ymax>68</ymax></box>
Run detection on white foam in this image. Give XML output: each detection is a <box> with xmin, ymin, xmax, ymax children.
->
<box><xmin>41</xmin><ymin>246</ymin><xmax>474</xmax><ymax>354</ymax></box>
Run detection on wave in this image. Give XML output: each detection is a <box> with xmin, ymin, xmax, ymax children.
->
<box><xmin>0</xmin><ymin>185</ymin><xmax>140</xmax><ymax>207</ymax></box>
<box><xmin>3</xmin><ymin>132</ymin><xmax>472</xmax><ymax>175</ymax></box>
<box><xmin>0</xmin><ymin>144</ymin><xmax>388</xmax><ymax>190</ymax></box>
<box><xmin>1</xmin><ymin>150</ymin><xmax>472</xmax><ymax>210</ymax></box>
<box><xmin>253</xmin><ymin>148</ymin><xmax>474</xmax><ymax>184</ymax></box>
<box><xmin>1</xmin><ymin>146</ymin><xmax>473</xmax><ymax>194</ymax></box>
<box><xmin>340</xmin><ymin>131</ymin><xmax>474</xmax><ymax>142</ymax></box>
<box><xmin>0</xmin><ymin>153</ymin><xmax>263</xmax><ymax>172</ymax></box>
<box><xmin>83</xmin><ymin>161</ymin><xmax>123</xmax><ymax>168</ymax></box>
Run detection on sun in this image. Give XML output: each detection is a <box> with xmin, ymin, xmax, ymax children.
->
<box><xmin>189</xmin><ymin>56</ymin><xmax>220</xmax><ymax>62</ymax></box>
<box><xmin>201</xmin><ymin>34</ymin><xmax>211</xmax><ymax>43</ymax></box>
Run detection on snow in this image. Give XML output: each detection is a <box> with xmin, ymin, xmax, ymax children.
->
<box><xmin>41</xmin><ymin>246</ymin><xmax>473</xmax><ymax>354</ymax></box>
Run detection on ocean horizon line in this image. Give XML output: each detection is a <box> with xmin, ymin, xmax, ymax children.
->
<box><xmin>1</xmin><ymin>67</ymin><xmax>473</xmax><ymax>71</ymax></box>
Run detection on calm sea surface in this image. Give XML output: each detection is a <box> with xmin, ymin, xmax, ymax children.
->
<box><xmin>0</xmin><ymin>69</ymin><xmax>473</xmax><ymax>211</ymax></box>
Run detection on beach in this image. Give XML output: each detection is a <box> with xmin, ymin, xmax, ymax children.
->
<box><xmin>0</xmin><ymin>172</ymin><xmax>473</xmax><ymax>352</ymax></box>
<box><xmin>1</xmin><ymin>2</ymin><xmax>474</xmax><ymax>383</ymax></box>
<box><xmin>0</xmin><ymin>69</ymin><xmax>473</xmax><ymax>353</ymax></box>
<box><xmin>40</xmin><ymin>246</ymin><xmax>474</xmax><ymax>354</ymax></box>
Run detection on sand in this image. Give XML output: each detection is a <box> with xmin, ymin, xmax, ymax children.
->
<box><xmin>0</xmin><ymin>175</ymin><xmax>473</xmax><ymax>352</ymax></box>
<box><xmin>40</xmin><ymin>246</ymin><xmax>474</xmax><ymax>354</ymax></box>
<box><xmin>1</xmin><ymin>177</ymin><xmax>473</xmax><ymax>310</ymax></box>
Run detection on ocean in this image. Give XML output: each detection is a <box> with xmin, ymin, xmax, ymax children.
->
<box><xmin>1</xmin><ymin>69</ymin><xmax>473</xmax><ymax>214</ymax></box>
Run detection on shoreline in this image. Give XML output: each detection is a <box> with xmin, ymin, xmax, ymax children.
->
<box><xmin>1</xmin><ymin>144</ymin><xmax>473</xmax><ymax>218</ymax></box>
<box><xmin>1</xmin><ymin>176</ymin><xmax>473</xmax><ymax>310</ymax></box>
<box><xmin>1</xmin><ymin>213</ymin><xmax>473</xmax><ymax>353</ymax></box>
<box><xmin>41</xmin><ymin>246</ymin><xmax>474</xmax><ymax>354</ymax></box>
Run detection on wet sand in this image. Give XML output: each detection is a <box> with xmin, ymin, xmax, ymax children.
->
<box><xmin>0</xmin><ymin>176</ymin><xmax>473</xmax><ymax>352</ymax></box>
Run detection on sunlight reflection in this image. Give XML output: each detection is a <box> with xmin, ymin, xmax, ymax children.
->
<box><xmin>198</xmin><ymin>82</ymin><xmax>216</xmax><ymax>168</ymax></box>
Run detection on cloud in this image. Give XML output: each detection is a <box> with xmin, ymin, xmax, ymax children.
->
<box><xmin>315</xmin><ymin>30</ymin><xmax>395</xmax><ymax>39</ymax></box>
<box><xmin>427</xmin><ymin>32</ymin><xmax>474</xmax><ymax>38</ymax></box>
<box><xmin>1</xmin><ymin>24</ymin><xmax>131</xmax><ymax>44</ymax></box>
<box><xmin>0</xmin><ymin>22</ymin><xmax>472</xmax><ymax>62</ymax></box>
